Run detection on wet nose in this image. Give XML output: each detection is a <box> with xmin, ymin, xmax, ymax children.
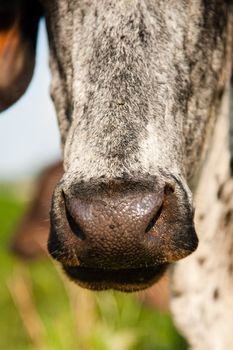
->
<box><xmin>65</xmin><ymin>190</ymin><xmax>164</xmax><ymax>238</ymax></box>
<box><xmin>62</xmin><ymin>184</ymin><xmax>171</xmax><ymax>268</ymax></box>
<box><xmin>48</xmin><ymin>178</ymin><xmax>198</xmax><ymax>290</ymax></box>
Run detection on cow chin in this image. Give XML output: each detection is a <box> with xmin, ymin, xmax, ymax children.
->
<box><xmin>63</xmin><ymin>264</ymin><xmax>168</xmax><ymax>292</ymax></box>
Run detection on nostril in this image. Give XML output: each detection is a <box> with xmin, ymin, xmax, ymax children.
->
<box><xmin>63</xmin><ymin>192</ymin><xmax>86</xmax><ymax>240</ymax></box>
<box><xmin>145</xmin><ymin>204</ymin><xmax>163</xmax><ymax>233</ymax></box>
<box><xmin>164</xmin><ymin>183</ymin><xmax>175</xmax><ymax>195</ymax></box>
<box><xmin>65</xmin><ymin>206</ymin><xmax>86</xmax><ymax>240</ymax></box>
<box><xmin>145</xmin><ymin>184</ymin><xmax>174</xmax><ymax>234</ymax></box>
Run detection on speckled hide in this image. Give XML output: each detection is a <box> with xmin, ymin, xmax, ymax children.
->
<box><xmin>43</xmin><ymin>0</ymin><xmax>232</xmax><ymax>182</ymax></box>
<box><xmin>171</xmin><ymin>86</ymin><xmax>233</xmax><ymax>349</ymax></box>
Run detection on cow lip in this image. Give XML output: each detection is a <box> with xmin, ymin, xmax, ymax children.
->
<box><xmin>63</xmin><ymin>264</ymin><xmax>168</xmax><ymax>292</ymax></box>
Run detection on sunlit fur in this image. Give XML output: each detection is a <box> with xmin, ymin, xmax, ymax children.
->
<box><xmin>43</xmin><ymin>1</ymin><xmax>233</xmax><ymax>190</ymax></box>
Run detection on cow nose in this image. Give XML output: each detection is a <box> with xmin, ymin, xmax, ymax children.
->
<box><xmin>61</xmin><ymin>184</ymin><xmax>171</xmax><ymax>268</ymax></box>
<box><xmin>65</xmin><ymin>189</ymin><xmax>164</xmax><ymax>239</ymax></box>
<box><xmin>48</xmin><ymin>178</ymin><xmax>198</xmax><ymax>290</ymax></box>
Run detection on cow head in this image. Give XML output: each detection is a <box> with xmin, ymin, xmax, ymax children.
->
<box><xmin>1</xmin><ymin>0</ymin><xmax>233</xmax><ymax>291</ymax></box>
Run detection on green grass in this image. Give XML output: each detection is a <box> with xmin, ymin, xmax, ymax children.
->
<box><xmin>0</xmin><ymin>185</ymin><xmax>187</xmax><ymax>350</ymax></box>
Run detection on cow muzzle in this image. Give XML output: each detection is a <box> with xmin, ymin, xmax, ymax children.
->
<box><xmin>48</xmin><ymin>177</ymin><xmax>198</xmax><ymax>291</ymax></box>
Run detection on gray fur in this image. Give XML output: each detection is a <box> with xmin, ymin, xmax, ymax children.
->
<box><xmin>42</xmin><ymin>0</ymin><xmax>232</xmax><ymax>198</ymax></box>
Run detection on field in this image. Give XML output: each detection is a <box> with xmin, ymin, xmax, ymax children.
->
<box><xmin>0</xmin><ymin>183</ymin><xmax>187</xmax><ymax>350</ymax></box>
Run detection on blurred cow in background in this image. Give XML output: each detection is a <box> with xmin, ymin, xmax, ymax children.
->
<box><xmin>10</xmin><ymin>162</ymin><xmax>63</xmax><ymax>260</ymax></box>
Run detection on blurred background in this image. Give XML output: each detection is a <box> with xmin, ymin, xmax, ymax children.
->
<box><xmin>0</xmin><ymin>21</ymin><xmax>187</xmax><ymax>350</ymax></box>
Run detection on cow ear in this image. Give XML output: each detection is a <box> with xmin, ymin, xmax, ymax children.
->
<box><xmin>0</xmin><ymin>1</ymin><xmax>43</xmax><ymax>112</ymax></box>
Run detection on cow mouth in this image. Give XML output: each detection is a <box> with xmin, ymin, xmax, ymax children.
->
<box><xmin>63</xmin><ymin>263</ymin><xmax>168</xmax><ymax>292</ymax></box>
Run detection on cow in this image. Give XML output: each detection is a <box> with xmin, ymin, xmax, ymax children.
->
<box><xmin>1</xmin><ymin>0</ymin><xmax>233</xmax><ymax>348</ymax></box>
